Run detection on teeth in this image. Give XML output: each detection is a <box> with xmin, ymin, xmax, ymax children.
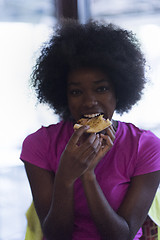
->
<box><xmin>84</xmin><ymin>113</ymin><xmax>100</xmax><ymax>118</ymax></box>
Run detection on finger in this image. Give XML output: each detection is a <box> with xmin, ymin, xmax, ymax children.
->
<box><xmin>89</xmin><ymin>137</ymin><xmax>102</xmax><ymax>158</ymax></box>
<box><xmin>100</xmin><ymin>136</ymin><xmax>114</xmax><ymax>157</ymax></box>
<box><xmin>68</xmin><ymin>125</ymin><xmax>90</xmax><ymax>147</ymax></box>
<box><xmin>101</xmin><ymin>125</ymin><xmax>115</xmax><ymax>137</ymax></box>
<box><xmin>100</xmin><ymin>133</ymin><xmax>114</xmax><ymax>149</ymax></box>
<box><xmin>107</xmin><ymin>128</ymin><xmax>115</xmax><ymax>143</ymax></box>
<box><xmin>102</xmin><ymin>127</ymin><xmax>115</xmax><ymax>143</ymax></box>
<box><xmin>106</xmin><ymin>135</ymin><xmax>114</xmax><ymax>148</ymax></box>
<box><xmin>85</xmin><ymin>139</ymin><xmax>103</xmax><ymax>166</ymax></box>
<box><xmin>79</xmin><ymin>133</ymin><xmax>100</xmax><ymax>156</ymax></box>
<box><xmin>79</xmin><ymin>134</ymin><xmax>101</xmax><ymax>160</ymax></box>
<box><xmin>110</xmin><ymin>125</ymin><xmax>116</xmax><ymax>135</ymax></box>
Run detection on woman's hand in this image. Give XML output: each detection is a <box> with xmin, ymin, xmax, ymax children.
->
<box><xmin>82</xmin><ymin>125</ymin><xmax>116</xmax><ymax>177</ymax></box>
<box><xmin>56</xmin><ymin>126</ymin><xmax>102</xmax><ymax>185</ymax></box>
<box><xmin>99</xmin><ymin>125</ymin><xmax>116</xmax><ymax>159</ymax></box>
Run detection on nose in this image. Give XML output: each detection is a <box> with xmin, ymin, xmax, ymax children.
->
<box><xmin>82</xmin><ymin>94</ymin><xmax>98</xmax><ymax>108</ymax></box>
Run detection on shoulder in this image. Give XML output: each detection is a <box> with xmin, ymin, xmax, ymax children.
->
<box><xmin>117</xmin><ymin>121</ymin><xmax>160</xmax><ymax>175</ymax></box>
<box><xmin>23</xmin><ymin>120</ymin><xmax>73</xmax><ymax>144</ymax></box>
<box><xmin>20</xmin><ymin>121</ymin><xmax>73</xmax><ymax>170</ymax></box>
<box><xmin>117</xmin><ymin>121</ymin><xmax>146</xmax><ymax>135</ymax></box>
<box><xmin>117</xmin><ymin>121</ymin><xmax>160</xmax><ymax>144</ymax></box>
<box><xmin>114</xmin><ymin>121</ymin><xmax>146</xmax><ymax>152</ymax></box>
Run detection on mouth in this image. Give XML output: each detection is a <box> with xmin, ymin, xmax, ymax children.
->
<box><xmin>82</xmin><ymin>113</ymin><xmax>103</xmax><ymax>119</ymax></box>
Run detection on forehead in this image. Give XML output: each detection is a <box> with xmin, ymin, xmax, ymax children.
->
<box><xmin>67</xmin><ymin>68</ymin><xmax>110</xmax><ymax>85</ymax></box>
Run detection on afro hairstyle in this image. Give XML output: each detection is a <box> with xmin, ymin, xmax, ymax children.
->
<box><xmin>31</xmin><ymin>19</ymin><xmax>146</xmax><ymax>120</ymax></box>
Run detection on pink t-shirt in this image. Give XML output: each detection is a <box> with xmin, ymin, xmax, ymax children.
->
<box><xmin>20</xmin><ymin>121</ymin><xmax>160</xmax><ymax>240</ymax></box>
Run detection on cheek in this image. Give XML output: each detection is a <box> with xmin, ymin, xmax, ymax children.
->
<box><xmin>109</xmin><ymin>91</ymin><xmax>117</xmax><ymax>106</ymax></box>
<box><xmin>68</xmin><ymin>98</ymin><xmax>77</xmax><ymax>109</ymax></box>
<box><xmin>111</xmin><ymin>97</ymin><xmax>117</xmax><ymax>109</ymax></box>
<box><xmin>67</xmin><ymin>97</ymin><xmax>80</xmax><ymax>117</ymax></box>
<box><xmin>104</xmin><ymin>94</ymin><xmax>116</xmax><ymax>113</ymax></box>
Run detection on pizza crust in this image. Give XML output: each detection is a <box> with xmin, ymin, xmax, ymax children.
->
<box><xmin>73</xmin><ymin>114</ymin><xmax>112</xmax><ymax>133</ymax></box>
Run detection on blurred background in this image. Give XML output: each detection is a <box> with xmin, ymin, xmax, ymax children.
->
<box><xmin>0</xmin><ymin>0</ymin><xmax>160</xmax><ymax>239</ymax></box>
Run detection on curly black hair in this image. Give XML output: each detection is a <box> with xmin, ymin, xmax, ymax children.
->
<box><xmin>31</xmin><ymin>19</ymin><xmax>146</xmax><ymax>120</ymax></box>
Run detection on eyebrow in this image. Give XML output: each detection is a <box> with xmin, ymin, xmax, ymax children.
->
<box><xmin>94</xmin><ymin>79</ymin><xmax>109</xmax><ymax>84</ymax></box>
<box><xmin>68</xmin><ymin>79</ymin><xmax>108</xmax><ymax>86</ymax></box>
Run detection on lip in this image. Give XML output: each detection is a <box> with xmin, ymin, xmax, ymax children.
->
<box><xmin>81</xmin><ymin>112</ymin><xmax>105</xmax><ymax>118</ymax></box>
<box><xmin>83</xmin><ymin>113</ymin><xmax>101</xmax><ymax>118</ymax></box>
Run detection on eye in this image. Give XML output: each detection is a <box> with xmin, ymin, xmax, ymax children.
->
<box><xmin>96</xmin><ymin>86</ymin><xmax>109</xmax><ymax>92</ymax></box>
<box><xmin>69</xmin><ymin>89</ymin><xmax>82</xmax><ymax>96</ymax></box>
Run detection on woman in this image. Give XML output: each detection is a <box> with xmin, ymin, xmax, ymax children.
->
<box><xmin>20</xmin><ymin>20</ymin><xmax>160</xmax><ymax>240</ymax></box>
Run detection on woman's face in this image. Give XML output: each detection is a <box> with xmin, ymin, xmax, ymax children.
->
<box><xmin>67</xmin><ymin>68</ymin><xmax>116</xmax><ymax>122</ymax></box>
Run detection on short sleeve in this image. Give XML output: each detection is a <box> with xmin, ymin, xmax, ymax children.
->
<box><xmin>20</xmin><ymin>127</ymin><xmax>51</xmax><ymax>170</ymax></box>
<box><xmin>133</xmin><ymin>131</ymin><xmax>160</xmax><ymax>176</ymax></box>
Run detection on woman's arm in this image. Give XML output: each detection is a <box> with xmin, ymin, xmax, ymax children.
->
<box><xmin>81</xmin><ymin>170</ymin><xmax>160</xmax><ymax>240</ymax></box>
<box><xmin>80</xmin><ymin>126</ymin><xmax>160</xmax><ymax>239</ymax></box>
<box><xmin>24</xmin><ymin>125</ymin><xmax>103</xmax><ymax>240</ymax></box>
<box><xmin>24</xmin><ymin>162</ymin><xmax>75</xmax><ymax>240</ymax></box>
